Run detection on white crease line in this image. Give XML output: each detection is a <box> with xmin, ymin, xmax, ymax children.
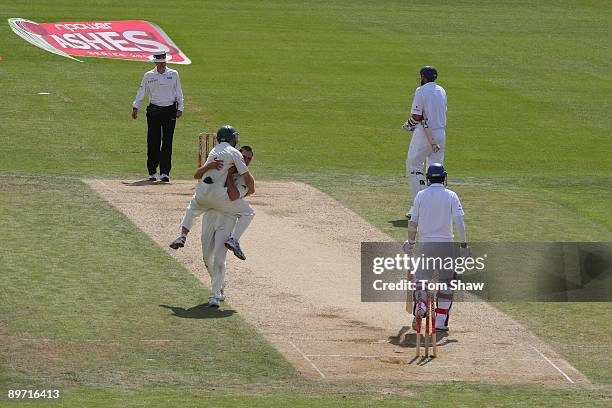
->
<box><xmin>90</xmin><ymin>180</ymin><xmax>121</xmax><ymax>201</ymax></box>
<box><xmin>93</xmin><ymin>179</ymin><xmax>109</xmax><ymax>187</ymax></box>
<box><xmin>289</xmin><ymin>340</ymin><xmax>325</xmax><ymax>379</ymax></box>
<box><xmin>529</xmin><ymin>344</ymin><xmax>574</xmax><ymax>384</ymax></box>
<box><xmin>277</xmin><ymin>338</ymin><xmax>388</xmax><ymax>344</ymax></box>
<box><xmin>306</xmin><ymin>354</ymin><xmax>542</xmax><ymax>361</ymax></box>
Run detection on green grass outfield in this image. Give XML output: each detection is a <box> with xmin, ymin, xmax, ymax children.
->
<box><xmin>1</xmin><ymin>0</ymin><xmax>611</xmax><ymax>406</ymax></box>
<box><xmin>1</xmin><ymin>176</ymin><xmax>610</xmax><ymax>407</ymax></box>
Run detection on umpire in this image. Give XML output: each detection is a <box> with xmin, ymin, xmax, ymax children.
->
<box><xmin>132</xmin><ymin>52</ymin><xmax>184</xmax><ymax>182</ymax></box>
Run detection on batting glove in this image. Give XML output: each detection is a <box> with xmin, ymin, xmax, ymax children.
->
<box><xmin>402</xmin><ymin>118</ymin><xmax>419</xmax><ymax>132</ymax></box>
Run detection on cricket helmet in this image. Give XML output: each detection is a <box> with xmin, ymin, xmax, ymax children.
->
<box><xmin>419</xmin><ymin>66</ymin><xmax>438</xmax><ymax>82</ymax></box>
<box><xmin>426</xmin><ymin>163</ymin><xmax>447</xmax><ymax>184</ymax></box>
<box><xmin>216</xmin><ymin>125</ymin><xmax>240</xmax><ymax>145</ymax></box>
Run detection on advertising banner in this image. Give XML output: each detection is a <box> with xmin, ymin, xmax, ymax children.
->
<box><xmin>8</xmin><ymin>18</ymin><xmax>191</xmax><ymax>64</ymax></box>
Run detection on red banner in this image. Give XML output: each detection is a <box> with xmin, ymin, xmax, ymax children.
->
<box><xmin>8</xmin><ymin>18</ymin><xmax>191</xmax><ymax>64</ymax></box>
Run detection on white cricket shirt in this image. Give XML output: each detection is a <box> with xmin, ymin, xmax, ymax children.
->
<box><xmin>133</xmin><ymin>67</ymin><xmax>184</xmax><ymax>110</ymax></box>
<box><xmin>411</xmin><ymin>82</ymin><xmax>447</xmax><ymax>129</ymax></box>
<box><xmin>204</xmin><ymin>142</ymin><xmax>249</xmax><ymax>185</ymax></box>
<box><xmin>412</xmin><ymin>184</ymin><xmax>464</xmax><ymax>241</ymax></box>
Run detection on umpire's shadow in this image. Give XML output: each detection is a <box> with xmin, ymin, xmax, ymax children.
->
<box><xmin>160</xmin><ymin>304</ymin><xmax>236</xmax><ymax>319</ymax></box>
<box><xmin>389</xmin><ymin>326</ymin><xmax>456</xmax><ymax>348</ymax></box>
<box><xmin>122</xmin><ymin>180</ymin><xmax>161</xmax><ymax>186</ymax></box>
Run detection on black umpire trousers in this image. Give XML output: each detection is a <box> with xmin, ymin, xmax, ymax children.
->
<box><xmin>146</xmin><ymin>103</ymin><xmax>177</xmax><ymax>176</ymax></box>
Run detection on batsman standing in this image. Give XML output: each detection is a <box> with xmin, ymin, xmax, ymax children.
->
<box><xmin>404</xmin><ymin>164</ymin><xmax>469</xmax><ymax>332</ymax></box>
<box><xmin>402</xmin><ymin>66</ymin><xmax>447</xmax><ymax>219</ymax></box>
<box><xmin>132</xmin><ymin>52</ymin><xmax>184</xmax><ymax>182</ymax></box>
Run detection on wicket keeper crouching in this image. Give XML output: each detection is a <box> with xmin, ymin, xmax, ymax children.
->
<box><xmin>404</xmin><ymin>163</ymin><xmax>469</xmax><ymax>332</ymax></box>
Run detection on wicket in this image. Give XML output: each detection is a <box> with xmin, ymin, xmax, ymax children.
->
<box><xmin>197</xmin><ymin>131</ymin><xmax>217</xmax><ymax>167</ymax></box>
<box><xmin>415</xmin><ymin>293</ymin><xmax>437</xmax><ymax>358</ymax></box>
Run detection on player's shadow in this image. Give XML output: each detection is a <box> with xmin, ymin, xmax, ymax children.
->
<box><xmin>160</xmin><ymin>304</ymin><xmax>236</xmax><ymax>319</ymax></box>
<box><xmin>388</xmin><ymin>219</ymin><xmax>408</xmax><ymax>228</ymax></box>
<box><xmin>388</xmin><ymin>326</ymin><xmax>456</xmax><ymax>348</ymax></box>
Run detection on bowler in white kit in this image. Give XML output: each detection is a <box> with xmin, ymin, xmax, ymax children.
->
<box><xmin>170</xmin><ymin>125</ymin><xmax>255</xmax><ymax>261</ymax></box>
<box><xmin>201</xmin><ymin>147</ymin><xmax>254</xmax><ymax>307</ymax></box>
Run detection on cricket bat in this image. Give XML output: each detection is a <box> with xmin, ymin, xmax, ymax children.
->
<box><xmin>422</xmin><ymin>119</ymin><xmax>440</xmax><ymax>153</ymax></box>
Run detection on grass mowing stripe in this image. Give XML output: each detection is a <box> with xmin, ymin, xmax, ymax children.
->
<box><xmin>2</xmin><ymin>384</ymin><xmax>610</xmax><ymax>408</ymax></box>
<box><xmin>0</xmin><ymin>176</ymin><xmax>297</xmax><ymax>389</ymax></box>
<box><xmin>1</xmin><ymin>174</ymin><xmax>609</xmax><ymax>404</ymax></box>
<box><xmin>1</xmin><ymin>0</ymin><xmax>611</xmax><ymax>404</ymax></box>
<box><xmin>1</xmin><ymin>0</ymin><xmax>610</xmax><ymax>179</ymax></box>
<box><xmin>286</xmin><ymin>172</ymin><xmax>612</xmax><ymax>241</ymax></box>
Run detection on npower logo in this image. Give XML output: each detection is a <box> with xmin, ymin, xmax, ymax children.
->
<box><xmin>8</xmin><ymin>18</ymin><xmax>191</xmax><ymax>64</ymax></box>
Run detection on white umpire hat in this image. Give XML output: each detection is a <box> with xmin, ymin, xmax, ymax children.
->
<box><xmin>151</xmin><ymin>52</ymin><xmax>167</xmax><ymax>62</ymax></box>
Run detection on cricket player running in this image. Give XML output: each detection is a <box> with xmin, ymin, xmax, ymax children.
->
<box><xmin>202</xmin><ymin>154</ymin><xmax>254</xmax><ymax>307</ymax></box>
<box><xmin>404</xmin><ymin>164</ymin><xmax>468</xmax><ymax>332</ymax></box>
<box><xmin>170</xmin><ymin>125</ymin><xmax>255</xmax><ymax>260</ymax></box>
<box><xmin>402</xmin><ymin>66</ymin><xmax>447</xmax><ymax>219</ymax></box>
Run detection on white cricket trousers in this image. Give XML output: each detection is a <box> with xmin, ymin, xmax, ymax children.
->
<box><xmin>181</xmin><ymin>182</ymin><xmax>254</xmax><ymax>242</ymax></box>
<box><xmin>201</xmin><ymin>211</ymin><xmax>236</xmax><ymax>299</ymax></box>
<box><xmin>406</xmin><ymin>127</ymin><xmax>446</xmax><ymax>202</ymax></box>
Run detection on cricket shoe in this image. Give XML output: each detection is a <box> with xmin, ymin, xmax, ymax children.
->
<box><xmin>208</xmin><ymin>297</ymin><xmax>220</xmax><ymax>308</ymax></box>
<box><xmin>224</xmin><ymin>237</ymin><xmax>246</xmax><ymax>260</ymax></box>
<box><xmin>148</xmin><ymin>173</ymin><xmax>157</xmax><ymax>181</ymax></box>
<box><xmin>219</xmin><ymin>288</ymin><xmax>226</xmax><ymax>302</ymax></box>
<box><xmin>160</xmin><ymin>174</ymin><xmax>170</xmax><ymax>182</ymax></box>
<box><xmin>169</xmin><ymin>235</ymin><xmax>186</xmax><ymax>249</ymax></box>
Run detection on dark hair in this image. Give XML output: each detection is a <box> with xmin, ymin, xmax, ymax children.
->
<box><xmin>240</xmin><ymin>145</ymin><xmax>253</xmax><ymax>156</ymax></box>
